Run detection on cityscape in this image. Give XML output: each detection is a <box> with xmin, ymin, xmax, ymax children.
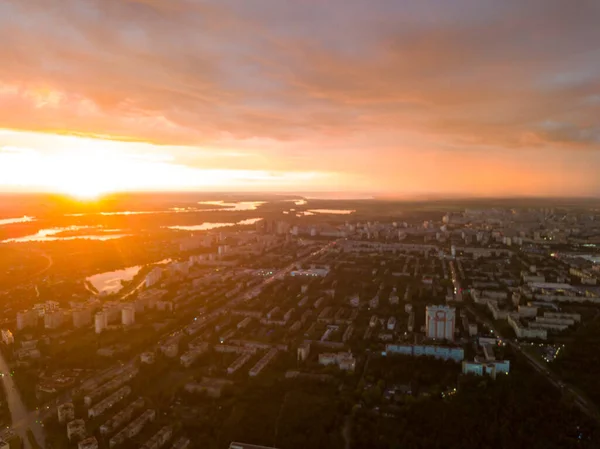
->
<box><xmin>1</xmin><ymin>196</ymin><xmax>600</xmax><ymax>448</ymax></box>
<box><xmin>1</xmin><ymin>0</ymin><xmax>600</xmax><ymax>448</ymax></box>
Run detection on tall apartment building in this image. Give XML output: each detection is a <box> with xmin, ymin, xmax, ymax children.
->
<box><xmin>73</xmin><ymin>307</ymin><xmax>93</xmax><ymax>328</ymax></box>
<box><xmin>44</xmin><ymin>310</ymin><xmax>65</xmax><ymax>329</ymax></box>
<box><xmin>425</xmin><ymin>305</ymin><xmax>455</xmax><ymax>341</ymax></box>
<box><xmin>122</xmin><ymin>306</ymin><xmax>135</xmax><ymax>326</ymax></box>
<box><xmin>145</xmin><ymin>267</ymin><xmax>163</xmax><ymax>288</ymax></box>
<box><xmin>95</xmin><ymin>311</ymin><xmax>108</xmax><ymax>334</ymax></box>
<box><xmin>17</xmin><ymin>309</ymin><xmax>39</xmax><ymax>331</ymax></box>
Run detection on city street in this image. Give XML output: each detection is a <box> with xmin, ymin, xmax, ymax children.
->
<box><xmin>467</xmin><ymin>305</ymin><xmax>600</xmax><ymax>424</ymax></box>
<box><xmin>0</xmin><ymin>349</ymin><xmax>45</xmax><ymax>449</ymax></box>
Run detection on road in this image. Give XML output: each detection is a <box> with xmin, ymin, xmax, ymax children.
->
<box><xmin>0</xmin><ymin>350</ymin><xmax>45</xmax><ymax>449</ymax></box>
<box><xmin>27</xmin><ymin>251</ymin><xmax>53</xmax><ymax>281</ymax></box>
<box><xmin>467</xmin><ymin>305</ymin><xmax>600</xmax><ymax>423</ymax></box>
<box><xmin>449</xmin><ymin>260</ymin><xmax>463</xmax><ymax>302</ymax></box>
<box><xmin>35</xmin><ymin>239</ymin><xmax>341</xmax><ymax>430</ymax></box>
<box><xmin>241</xmin><ymin>239</ymin><xmax>339</xmax><ymax>301</ymax></box>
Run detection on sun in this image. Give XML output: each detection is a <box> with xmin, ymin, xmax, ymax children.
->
<box><xmin>58</xmin><ymin>179</ymin><xmax>111</xmax><ymax>201</ymax></box>
<box><xmin>67</xmin><ymin>186</ymin><xmax>106</xmax><ymax>200</ymax></box>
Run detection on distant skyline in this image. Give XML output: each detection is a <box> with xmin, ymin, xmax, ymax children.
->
<box><xmin>1</xmin><ymin>0</ymin><xmax>600</xmax><ymax>198</ymax></box>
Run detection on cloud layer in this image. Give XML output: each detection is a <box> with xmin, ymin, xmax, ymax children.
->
<box><xmin>1</xmin><ymin>0</ymin><xmax>599</xmax><ymax>195</ymax></box>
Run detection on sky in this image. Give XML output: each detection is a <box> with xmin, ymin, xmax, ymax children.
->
<box><xmin>0</xmin><ymin>0</ymin><xmax>599</xmax><ymax>198</ymax></box>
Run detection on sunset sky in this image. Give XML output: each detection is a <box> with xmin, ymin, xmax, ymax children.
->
<box><xmin>1</xmin><ymin>0</ymin><xmax>599</xmax><ymax>197</ymax></box>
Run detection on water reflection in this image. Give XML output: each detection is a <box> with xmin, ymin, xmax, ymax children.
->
<box><xmin>197</xmin><ymin>201</ymin><xmax>265</xmax><ymax>211</ymax></box>
<box><xmin>0</xmin><ymin>216</ymin><xmax>35</xmax><ymax>226</ymax></box>
<box><xmin>87</xmin><ymin>266</ymin><xmax>141</xmax><ymax>294</ymax></box>
<box><xmin>307</xmin><ymin>209</ymin><xmax>355</xmax><ymax>215</ymax></box>
<box><xmin>64</xmin><ymin>201</ymin><xmax>265</xmax><ymax>217</ymax></box>
<box><xmin>168</xmin><ymin>217</ymin><xmax>263</xmax><ymax>231</ymax></box>
<box><xmin>2</xmin><ymin>226</ymin><xmax>128</xmax><ymax>243</ymax></box>
<box><xmin>238</xmin><ymin>218</ymin><xmax>263</xmax><ymax>225</ymax></box>
<box><xmin>87</xmin><ymin>258</ymin><xmax>172</xmax><ymax>295</ymax></box>
<box><xmin>65</xmin><ymin>211</ymin><xmax>160</xmax><ymax>217</ymax></box>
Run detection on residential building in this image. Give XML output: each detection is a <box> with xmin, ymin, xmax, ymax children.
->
<box><xmin>140</xmin><ymin>352</ymin><xmax>155</xmax><ymax>364</ymax></box>
<box><xmin>237</xmin><ymin>317</ymin><xmax>252</xmax><ymax>329</ymax></box>
<box><xmin>95</xmin><ymin>311</ymin><xmax>107</xmax><ymax>334</ymax></box>
<box><xmin>508</xmin><ymin>315</ymin><xmax>547</xmax><ymax>340</ymax></box>
<box><xmin>184</xmin><ymin>378</ymin><xmax>233</xmax><ymax>398</ymax></box>
<box><xmin>543</xmin><ymin>312</ymin><xmax>581</xmax><ymax>322</ymax></box>
<box><xmin>318</xmin><ymin>352</ymin><xmax>356</xmax><ymax>371</ymax></box>
<box><xmin>180</xmin><ymin>343</ymin><xmax>209</xmax><ymax>368</ymax></box>
<box><xmin>16</xmin><ymin>309</ymin><xmax>38</xmax><ymax>331</ymax></box>
<box><xmin>160</xmin><ymin>340</ymin><xmax>179</xmax><ymax>358</ymax></box>
<box><xmin>121</xmin><ymin>305</ymin><xmax>135</xmax><ymax>326</ymax></box>
<box><xmin>387</xmin><ymin>316</ymin><xmax>396</xmax><ymax>331</ymax></box>
<box><xmin>88</xmin><ymin>386</ymin><xmax>131</xmax><ymax>418</ymax></box>
<box><xmin>100</xmin><ymin>398</ymin><xmax>145</xmax><ymax>436</ymax></box>
<box><xmin>297</xmin><ymin>342</ymin><xmax>310</xmax><ymax>362</ymax></box>
<box><xmin>1</xmin><ymin>329</ymin><xmax>14</xmax><ymax>345</ymax></box>
<box><xmin>249</xmin><ymin>349</ymin><xmax>278</xmax><ymax>376</ymax></box>
<box><xmin>468</xmin><ymin>323</ymin><xmax>478</xmax><ymax>336</ymax></box>
<box><xmin>171</xmin><ymin>437</ymin><xmax>191</xmax><ymax>449</ymax></box>
<box><xmin>140</xmin><ymin>426</ymin><xmax>172</xmax><ymax>449</ymax></box>
<box><xmin>78</xmin><ymin>437</ymin><xmax>99</xmax><ymax>449</ymax></box>
<box><xmin>517</xmin><ymin>306</ymin><xmax>538</xmax><ymax>318</ymax></box>
<box><xmin>229</xmin><ymin>443</ymin><xmax>279</xmax><ymax>449</ymax></box>
<box><xmin>67</xmin><ymin>419</ymin><xmax>87</xmax><ymax>441</ymax></box>
<box><xmin>73</xmin><ymin>307</ymin><xmax>93</xmax><ymax>328</ymax></box>
<box><xmin>57</xmin><ymin>402</ymin><xmax>75</xmax><ymax>423</ymax></box>
<box><xmin>385</xmin><ymin>344</ymin><xmax>464</xmax><ymax>362</ymax></box>
<box><xmin>109</xmin><ymin>409</ymin><xmax>156</xmax><ymax>448</ymax></box>
<box><xmin>425</xmin><ymin>305</ymin><xmax>456</xmax><ymax>341</ymax></box>
<box><xmin>44</xmin><ymin>310</ymin><xmax>65</xmax><ymax>329</ymax></box>
<box><xmin>84</xmin><ymin>366</ymin><xmax>138</xmax><ymax>406</ymax></box>
<box><xmin>462</xmin><ymin>360</ymin><xmax>510</xmax><ymax>379</ymax></box>
<box><xmin>227</xmin><ymin>353</ymin><xmax>253</xmax><ymax>375</ymax></box>
<box><xmin>145</xmin><ymin>267</ymin><xmax>163</xmax><ymax>288</ymax></box>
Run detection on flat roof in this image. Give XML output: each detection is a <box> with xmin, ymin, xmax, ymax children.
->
<box><xmin>528</xmin><ymin>282</ymin><xmax>575</xmax><ymax>290</ymax></box>
<box><xmin>229</xmin><ymin>443</ymin><xmax>279</xmax><ymax>449</ymax></box>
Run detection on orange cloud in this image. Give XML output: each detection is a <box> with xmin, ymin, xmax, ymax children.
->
<box><xmin>0</xmin><ymin>0</ymin><xmax>599</xmax><ymax>196</ymax></box>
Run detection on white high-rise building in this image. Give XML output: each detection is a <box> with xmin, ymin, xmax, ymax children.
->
<box><xmin>122</xmin><ymin>306</ymin><xmax>135</xmax><ymax>326</ymax></box>
<box><xmin>1</xmin><ymin>329</ymin><xmax>14</xmax><ymax>345</ymax></box>
<box><xmin>95</xmin><ymin>311</ymin><xmax>108</xmax><ymax>334</ymax></box>
<box><xmin>73</xmin><ymin>307</ymin><xmax>92</xmax><ymax>328</ymax></box>
<box><xmin>145</xmin><ymin>267</ymin><xmax>163</xmax><ymax>288</ymax></box>
<box><xmin>425</xmin><ymin>305</ymin><xmax>455</xmax><ymax>341</ymax></box>
<box><xmin>16</xmin><ymin>309</ymin><xmax>39</xmax><ymax>331</ymax></box>
<box><xmin>44</xmin><ymin>310</ymin><xmax>64</xmax><ymax>329</ymax></box>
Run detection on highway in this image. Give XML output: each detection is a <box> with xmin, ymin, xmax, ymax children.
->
<box><xmin>466</xmin><ymin>304</ymin><xmax>600</xmax><ymax>423</ymax></box>
<box><xmin>0</xmin><ymin>350</ymin><xmax>45</xmax><ymax>449</ymax></box>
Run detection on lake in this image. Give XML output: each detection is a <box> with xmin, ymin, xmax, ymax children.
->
<box><xmin>167</xmin><ymin>217</ymin><xmax>263</xmax><ymax>231</ymax></box>
<box><xmin>196</xmin><ymin>201</ymin><xmax>265</xmax><ymax>211</ymax></box>
<box><xmin>87</xmin><ymin>265</ymin><xmax>142</xmax><ymax>294</ymax></box>
<box><xmin>2</xmin><ymin>226</ymin><xmax>129</xmax><ymax>243</ymax></box>
<box><xmin>0</xmin><ymin>216</ymin><xmax>35</xmax><ymax>226</ymax></box>
<box><xmin>307</xmin><ymin>209</ymin><xmax>356</xmax><ymax>215</ymax></box>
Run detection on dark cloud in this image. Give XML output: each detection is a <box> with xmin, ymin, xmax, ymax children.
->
<box><xmin>0</xmin><ymin>0</ymin><xmax>599</xmax><ymax>149</ymax></box>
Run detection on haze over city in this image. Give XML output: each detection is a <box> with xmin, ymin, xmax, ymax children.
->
<box><xmin>2</xmin><ymin>2</ymin><xmax>600</xmax><ymax>449</ymax></box>
<box><xmin>1</xmin><ymin>0</ymin><xmax>600</xmax><ymax>198</ymax></box>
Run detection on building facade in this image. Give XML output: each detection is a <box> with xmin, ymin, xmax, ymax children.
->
<box><xmin>425</xmin><ymin>305</ymin><xmax>456</xmax><ymax>341</ymax></box>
